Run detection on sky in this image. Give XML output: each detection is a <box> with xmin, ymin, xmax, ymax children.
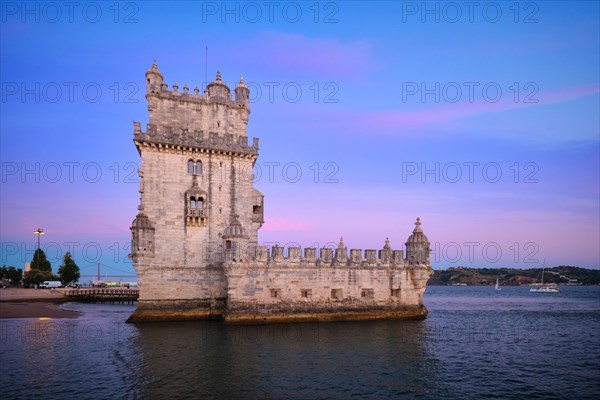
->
<box><xmin>1</xmin><ymin>1</ymin><xmax>599</xmax><ymax>278</ymax></box>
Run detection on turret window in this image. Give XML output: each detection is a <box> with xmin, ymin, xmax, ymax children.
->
<box><xmin>185</xmin><ymin>179</ymin><xmax>208</xmax><ymax>227</ymax></box>
<box><xmin>187</xmin><ymin>160</ymin><xmax>203</xmax><ymax>175</ymax></box>
<box><xmin>189</xmin><ymin>197</ymin><xmax>204</xmax><ymax>209</ymax></box>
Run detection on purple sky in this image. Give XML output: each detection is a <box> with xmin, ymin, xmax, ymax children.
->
<box><xmin>1</xmin><ymin>1</ymin><xmax>598</xmax><ymax>278</ymax></box>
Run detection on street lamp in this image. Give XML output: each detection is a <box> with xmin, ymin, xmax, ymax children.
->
<box><xmin>34</xmin><ymin>228</ymin><xmax>44</xmax><ymax>269</ymax></box>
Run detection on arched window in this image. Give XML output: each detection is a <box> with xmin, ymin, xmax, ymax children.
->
<box><xmin>190</xmin><ymin>197</ymin><xmax>196</xmax><ymax>209</ymax></box>
<box><xmin>197</xmin><ymin>197</ymin><xmax>203</xmax><ymax>208</ymax></box>
<box><xmin>187</xmin><ymin>160</ymin><xmax>194</xmax><ymax>174</ymax></box>
<box><xmin>196</xmin><ymin>161</ymin><xmax>202</xmax><ymax>175</ymax></box>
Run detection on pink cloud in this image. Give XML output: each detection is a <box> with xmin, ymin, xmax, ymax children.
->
<box><xmin>261</xmin><ymin>217</ymin><xmax>318</xmax><ymax>232</ymax></box>
<box><xmin>236</xmin><ymin>31</ymin><xmax>379</xmax><ymax>79</ymax></box>
<box><xmin>267</xmin><ymin>84</ymin><xmax>600</xmax><ymax>135</ymax></box>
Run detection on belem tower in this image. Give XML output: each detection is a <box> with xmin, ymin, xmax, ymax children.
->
<box><xmin>127</xmin><ymin>61</ymin><xmax>433</xmax><ymax>323</ymax></box>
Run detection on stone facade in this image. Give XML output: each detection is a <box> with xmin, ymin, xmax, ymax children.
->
<box><xmin>127</xmin><ymin>61</ymin><xmax>432</xmax><ymax>323</ymax></box>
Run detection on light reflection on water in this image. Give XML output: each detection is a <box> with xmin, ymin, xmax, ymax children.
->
<box><xmin>1</xmin><ymin>287</ymin><xmax>598</xmax><ymax>399</ymax></box>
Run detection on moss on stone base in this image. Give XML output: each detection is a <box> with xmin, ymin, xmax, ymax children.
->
<box><xmin>126</xmin><ymin>298</ymin><xmax>225</xmax><ymax>322</ymax></box>
<box><xmin>223</xmin><ymin>305</ymin><xmax>428</xmax><ymax>325</ymax></box>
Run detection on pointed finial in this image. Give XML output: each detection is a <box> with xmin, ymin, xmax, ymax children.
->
<box><xmin>384</xmin><ymin>237</ymin><xmax>391</xmax><ymax>250</ymax></box>
<box><xmin>413</xmin><ymin>217</ymin><xmax>423</xmax><ymax>234</ymax></box>
<box><xmin>338</xmin><ymin>236</ymin><xmax>345</xmax><ymax>248</ymax></box>
<box><xmin>216</xmin><ymin>70</ymin><xmax>222</xmax><ymax>81</ymax></box>
<box><xmin>237</xmin><ymin>74</ymin><xmax>248</xmax><ymax>88</ymax></box>
<box><xmin>146</xmin><ymin>59</ymin><xmax>162</xmax><ymax>77</ymax></box>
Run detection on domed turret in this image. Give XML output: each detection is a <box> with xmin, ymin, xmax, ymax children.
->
<box><xmin>206</xmin><ymin>71</ymin><xmax>230</xmax><ymax>101</ymax></box>
<box><xmin>131</xmin><ymin>211</ymin><xmax>153</xmax><ymax>229</ymax></box>
<box><xmin>145</xmin><ymin>60</ymin><xmax>163</xmax><ymax>94</ymax></box>
<box><xmin>130</xmin><ymin>209</ymin><xmax>155</xmax><ymax>261</ymax></box>
<box><xmin>405</xmin><ymin>218</ymin><xmax>430</xmax><ymax>266</ymax></box>
<box><xmin>223</xmin><ymin>214</ymin><xmax>248</xmax><ymax>262</ymax></box>
<box><xmin>222</xmin><ymin>214</ymin><xmax>248</xmax><ymax>239</ymax></box>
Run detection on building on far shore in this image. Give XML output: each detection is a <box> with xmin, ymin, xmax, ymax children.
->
<box><xmin>127</xmin><ymin>61</ymin><xmax>433</xmax><ymax>323</ymax></box>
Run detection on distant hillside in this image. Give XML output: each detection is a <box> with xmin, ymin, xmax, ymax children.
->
<box><xmin>427</xmin><ymin>266</ymin><xmax>600</xmax><ymax>286</ymax></box>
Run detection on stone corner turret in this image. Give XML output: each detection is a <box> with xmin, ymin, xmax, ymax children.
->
<box><xmin>405</xmin><ymin>217</ymin><xmax>431</xmax><ymax>267</ymax></box>
<box><xmin>145</xmin><ymin>60</ymin><xmax>163</xmax><ymax>95</ymax></box>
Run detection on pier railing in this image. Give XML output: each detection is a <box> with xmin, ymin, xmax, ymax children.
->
<box><xmin>64</xmin><ymin>288</ymin><xmax>139</xmax><ymax>304</ymax></box>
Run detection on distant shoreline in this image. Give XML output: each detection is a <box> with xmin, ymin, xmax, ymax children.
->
<box><xmin>428</xmin><ymin>266</ymin><xmax>600</xmax><ymax>286</ymax></box>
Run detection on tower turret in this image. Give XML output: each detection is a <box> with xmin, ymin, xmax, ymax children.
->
<box><xmin>145</xmin><ymin>60</ymin><xmax>163</xmax><ymax>95</ymax></box>
<box><xmin>130</xmin><ymin>206</ymin><xmax>155</xmax><ymax>263</ymax></box>
<box><xmin>235</xmin><ymin>75</ymin><xmax>250</xmax><ymax>109</ymax></box>
<box><xmin>222</xmin><ymin>214</ymin><xmax>249</xmax><ymax>262</ymax></box>
<box><xmin>206</xmin><ymin>71</ymin><xmax>231</xmax><ymax>102</ymax></box>
<box><xmin>405</xmin><ymin>218</ymin><xmax>430</xmax><ymax>266</ymax></box>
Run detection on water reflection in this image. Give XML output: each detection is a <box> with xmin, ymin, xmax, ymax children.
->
<box><xmin>132</xmin><ymin>320</ymin><xmax>442</xmax><ymax>398</ymax></box>
<box><xmin>2</xmin><ymin>288</ymin><xmax>598</xmax><ymax>399</ymax></box>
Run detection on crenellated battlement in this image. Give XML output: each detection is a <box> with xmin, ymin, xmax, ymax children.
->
<box><xmin>145</xmin><ymin>60</ymin><xmax>250</xmax><ymax>110</ymax></box>
<box><xmin>147</xmin><ymin>81</ymin><xmax>248</xmax><ymax>108</ymax></box>
<box><xmin>141</xmin><ymin>61</ymin><xmax>252</xmax><ymax>153</ymax></box>
<box><xmin>231</xmin><ymin>242</ymin><xmax>417</xmax><ymax>268</ymax></box>
<box><xmin>132</xmin><ymin>121</ymin><xmax>259</xmax><ymax>156</ymax></box>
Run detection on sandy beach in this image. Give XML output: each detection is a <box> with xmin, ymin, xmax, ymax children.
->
<box><xmin>0</xmin><ymin>288</ymin><xmax>80</xmax><ymax>319</ymax></box>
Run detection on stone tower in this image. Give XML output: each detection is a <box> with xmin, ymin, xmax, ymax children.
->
<box><xmin>129</xmin><ymin>61</ymin><xmax>264</xmax><ymax>321</ymax></box>
<box><xmin>128</xmin><ymin>61</ymin><xmax>433</xmax><ymax>324</ymax></box>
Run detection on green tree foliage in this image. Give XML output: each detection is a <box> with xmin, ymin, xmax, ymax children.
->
<box><xmin>31</xmin><ymin>248</ymin><xmax>52</xmax><ymax>272</ymax></box>
<box><xmin>0</xmin><ymin>265</ymin><xmax>23</xmax><ymax>285</ymax></box>
<box><xmin>23</xmin><ymin>270</ymin><xmax>56</xmax><ymax>287</ymax></box>
<box><xmin>58</xmin><ymin>252</ymin><xmax>80</xmax><ymax>285</ymax></box>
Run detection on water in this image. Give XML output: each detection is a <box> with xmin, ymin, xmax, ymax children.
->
<box><xmin>1</xmin><ymin>286</ymin><xmax>599</xmax><ymax>399</ymax></box>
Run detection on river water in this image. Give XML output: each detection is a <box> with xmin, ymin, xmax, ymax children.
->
<box><xmin>1</xmin><ymin>286</ymin><xmax>599</xmax><ymax>399</ymax></box>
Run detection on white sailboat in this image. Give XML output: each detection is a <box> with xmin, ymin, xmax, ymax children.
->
<box><xmin>530</xmin><ymin>265</ymin><xmax>560</xmax><ymax>293</ymax></box>
<box><xmin>494</xmin><ymin>278</ymin><xmax>501</xmax><ymax>291</ymax></box>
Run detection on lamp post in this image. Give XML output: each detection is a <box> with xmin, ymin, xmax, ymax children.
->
<box><xmin>34</xmin><ymin>228</ymin><xmax>44</xmax><ymax>269</ymax></box>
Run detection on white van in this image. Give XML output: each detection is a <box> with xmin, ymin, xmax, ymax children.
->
<box><xmin>39</xmin><ymin>281</ymin><xmax>62</xmax><ymax>289</ymax></box>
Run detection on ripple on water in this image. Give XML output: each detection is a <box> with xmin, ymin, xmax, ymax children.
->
<box><xmin>1</xmin><ymin>287</ymin><xmax>599</xmax><ymax>399</ymax></box>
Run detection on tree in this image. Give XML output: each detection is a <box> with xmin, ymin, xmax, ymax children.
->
<box><xmin>23</xmin><ymin>269</ymin><xmax>54</xmax><ymax>287</ymax></box>
<box><xmin>31</xmin><ymin>248</ymin><xmax>52</xmax><ymax>272</ymax></box>
<box><xmin>1</xmin><ymin>266</ymin><xmax>22</xmax><ymax>284</ymax></box>
<box><xmin>58</xmin><ymin>252</ymin><xmax>80</xmax><ymax>285</ymax></box>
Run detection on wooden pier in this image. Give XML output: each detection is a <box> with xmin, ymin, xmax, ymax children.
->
<box><xmin>64</xmin><ymin>288</ymin><xmax>139</xmax><ymax>304</ymax></box>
